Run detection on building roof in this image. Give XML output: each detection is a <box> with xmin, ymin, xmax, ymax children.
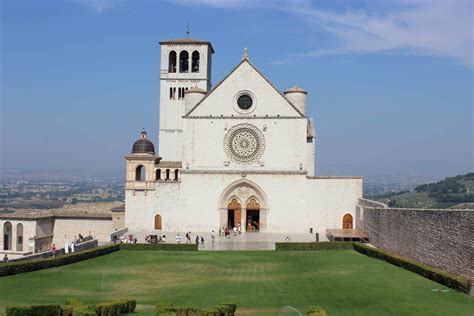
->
<box><xmin>159</xmin><ymin>38</ymin><xmax>215</xmax><ymax>53</ymax></box>
<box><xmin>184</xmin><ymin>86</ymin><xmax>207</xmax><ymax>94</ymax></box>
<box><xmin>284</xmin><ymin>86</ymin><xmax>308</xmax><ymax>94</ymax></box>
<box><xmin>0</xmin><ymin>202</ymin><xmax>122</xmax><ymax>220</ymax></box>
<box><xmin>132</xmin><ymin>130</ymin><xmax>155</xmax><ymax>154</ymax></box>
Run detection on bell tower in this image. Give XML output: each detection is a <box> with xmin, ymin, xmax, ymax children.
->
<box><xmin>158</xmin><ymin>38</ymin><xmax>214</xmax><ymax>161</ymax></box>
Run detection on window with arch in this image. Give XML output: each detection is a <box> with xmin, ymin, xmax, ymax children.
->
<box><xmin>135</xmin><ymin>165</ymin><xmax>145</xmax><ymax>181</ymax></box>
<box><xmin>16</xmin><ymin>223</ymin><xmax>23</xmax><ymax>251</ymax></box>
<box><xmin>174</xmin><ymin>169</ymin><xmax>179</xmax><ymax>181</ymax></box>
<box><xmin>168</xmin><ymin>50</ymin><xmax>177</xmax><ymax>73</ymax></box>
<box><xmin>179</xmin><ymin>51</ymin><xmax>189</xmax><ymax>73</ymax></box>
<box><xmin>156</xmin><ymin>169</ymin><xmax>161</xmax><ymax>180</ymax></box>
<box><xmin>154</xmin><ymin>214</ymin><xmax>162</xmax><ymax>230</ymax></box>
<box><xmin>342</xmin><ymin>213</ymin><xmax>353</xmax><ymax>229</ymax></box>
<box><xmin>165</xmin><ymin>169</ymin><xmax>170</xmax><ymax>180</ymax></box>
<box><xmin>3</xmin><ymin>221</ymin><xmax>12</xmax><ymax>251</ymax></box>
<box><xmin>192</xmin><ymin>50</ymin><xmax>200</xmax><ymax>72</ymax></box>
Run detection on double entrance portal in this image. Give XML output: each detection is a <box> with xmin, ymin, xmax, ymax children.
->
<box><xmin>227</xmin><ymin>198</ymin><xmax>260</xmax><ymax>231</ymax></box>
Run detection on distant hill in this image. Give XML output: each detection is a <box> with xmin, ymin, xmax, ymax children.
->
<box><xmin>372</xmin><ymin>173</ymin><xmax>474</xmax><ymax>209</ymax></box>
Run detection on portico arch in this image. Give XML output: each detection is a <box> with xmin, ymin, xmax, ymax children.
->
<box><xmin>218</xmin><ymin>179</ymin><xmax>269</xmax><ymax>232</ymax></box>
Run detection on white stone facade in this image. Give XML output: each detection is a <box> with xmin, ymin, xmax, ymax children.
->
<box><xmin>125</xmin><ymin>38</ymin><xmax>363</xmax><ymax>238</ymax></box>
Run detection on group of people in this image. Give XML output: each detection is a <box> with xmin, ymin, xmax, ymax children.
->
<box><xmin>144</xmin><ymin>234</ymin><xmax>165</xmax><ymax>243</ymax></box>
<box><xmin>116</xmin><ymin>233</ymin><xmax>138</xmax><ymax>244</ymax></box>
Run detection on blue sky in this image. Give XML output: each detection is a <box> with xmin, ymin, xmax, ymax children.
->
<box><xmin>1</xmin><ymin>0</ymin><xmax>473</xmax><ymax>178</ymax></box>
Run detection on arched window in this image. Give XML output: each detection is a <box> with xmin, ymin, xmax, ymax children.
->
<box><xmin>135</xmin><ymin>165</ymin><xmax>145</xmax><ymax>181</ymax></box>
<box><xmin>168</xmin><ymin>51</ymin><xmax>177</xmax><ymax>73</ymax></box>
<box><xmin>165</xmin><ymin>169</ymin><xmax>170</xmax><ymax>180</ymax></box>
<box><xmin>169</xmin><ymin>87</ymin><xmax>173</xmax><ymax>100</ymax></box>
<box><xmin>343</xmin><ymin>214</ymin><xmax>353</xmax><ymax>229</ymax></box>
<box><xmin>3</xmin><ymin>222</ymin><xmax>12</xmax><ymax>250</ymax></box>
<box><xmin>192</xmin><ymin>50</ymin><xmax>200</xmax><ymax>72</ymax></box>
<box><xmin>154</xmin><ymin>214</ymin><xmax>162</xmax><ymax>230</ymax></box>
<box><xmin>174</xmin><ymin>169</ymin><xmax>179</xmax><ymax>181</ymax></box>
<box><xmin>179</xmin><ymin>51</ymin><xmax>189</xmax><ymax>73</ymax></box>
<box><xmin>16</xmin><ymin>223</ymin><xmax>23</xmax><ymax>251</ymax></box>
<box><xmin>156</xmin><ymin>169</ymin><xmax>161</xmax><ymax>180</ymax></box>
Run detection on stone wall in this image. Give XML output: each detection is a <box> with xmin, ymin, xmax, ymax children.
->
<box><xmin>356</xmin><ymin>201</ymin><xmax>474</xmax><ymax>281</ymax></box>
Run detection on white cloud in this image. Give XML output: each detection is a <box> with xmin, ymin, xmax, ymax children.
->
<box><xmin>170</xmin><ymin>0</ymin><xmax>474</xmax><ymax>66</ymax></box>
<box><xmin>67</xmin><ymin>0</ymin><xmax>124</xmax><ymax>13</ymax></box>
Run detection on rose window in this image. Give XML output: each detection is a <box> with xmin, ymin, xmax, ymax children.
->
<box><xmin>224</xmin><ymin>124</ymin><xmax>265</xmax><ymax>164</ymax></box>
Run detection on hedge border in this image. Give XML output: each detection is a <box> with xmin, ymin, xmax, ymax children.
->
<box><xmin>0</xmin><ymin>244</ymin><xmax>120</xmax><ymax>277</ymax></box>
<box><xmin>155</xmin><ymin>303</ymin><xmax>237</xmax><ymax>316</ymax></box>
<box><xmin>352</xmin><ymin>243</ymin><xmax>471</xmax><ymax>293</ymax></box>
<box><xmin>275</xmin><ymin>241</ymin><xmax>354</xmax><ymax>251</ymax></box>
<box><xmin>120</xmin><ymin>243</ymin><xmax>198</xmax><ymax>251</ymax></box>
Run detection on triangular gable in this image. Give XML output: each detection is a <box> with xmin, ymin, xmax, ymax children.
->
<box><xmin>185</xmin><ymin>59</ymin><xmax>304</xmax><ymax>117</ymax></box>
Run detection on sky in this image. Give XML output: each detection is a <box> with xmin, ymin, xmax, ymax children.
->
<box><xmin>1</xmin><ymin>0</ymin><xmax>473</xmax><ymax>178</ymax></box>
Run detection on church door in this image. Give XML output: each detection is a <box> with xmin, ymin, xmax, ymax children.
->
<box><xmin>154</xmin><ymin>214</ymin><xmax>162</xmax><ymax>230</ymax></box>
<box><xmin>246</xmin><ymin>199</ymin><xmax>260</xmax><ymax>232</ymax></box>
<box><xmin>227</xmin><ymin>199</ymin><xmax>241</xmax><ymax>228</ymax></box>
<box><xmin>343</xmin><ymin>214</ymin><xmax>353</xmax><ymax>229</ymax></box>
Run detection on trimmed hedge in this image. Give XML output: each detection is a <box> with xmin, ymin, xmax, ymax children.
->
<box><xmin>275</xmin><ymin>242</ymin><xmax>354</xmax><ymax>251</ymax></box>
<box><xmin>120</xmin><ymin>243</ymin><xmax>198</xmax><ymax>251</ymax></box>
<box><xmin>155</xmin><ymin>303</ymin><xmax>237</xmax><ymax>316</ymax></box>
<box><xmin>353</xmin><ymin>243</ymin><xmax>471</xmax><ymax>293</ymax></box>
<box><xmin>6</xmin><ymin>304</ymin><xmax>62</xmax><ymax>316</ymax></box>
<box><xmin>6</xmin><ymin>299</ymin><xmax>136</xmax><ymax>316</ymax></box>
<box><xmin>307</xmin><ymin>306</ymin><xmax>327</xmax><ymax>316</ymax></box>
<box><xmin>0</xmin><ymin>244</ymin><xmax>120</xmax><ymax>277</ymax></box>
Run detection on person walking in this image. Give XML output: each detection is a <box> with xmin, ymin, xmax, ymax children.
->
<box><xmin>195</xmin><ymin>235</ymin><xmax>199</xmax><ymax>245</ymax></box>
<box><xmin>64</xmin><ymin>241</ymin><xmax>69</xmax><ymax>254</ymax></box>
<box><xmin>211</xmin><ymin>230</ymin><xmax>215</xmax><ymax>243</ymax></box>
<box><xmin>51</xmin><ymin>244</ymin><xmax>57</xmax><ymax>257</ymax></box>
<box><xmin>3</xmin><ymin>254</ymin><xmax>8</xmax><ymax>263</ymax></box>
<box><xmin>176</xmin><ymin>234</ymin><xmax>181</xmax><ymax>244</ymax></box>
<box><xmin>186</xmin><ymin>232</ymin><xmax>191</xmax><ymax>244</ymax></box>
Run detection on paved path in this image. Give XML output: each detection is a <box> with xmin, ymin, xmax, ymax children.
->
<box><xmin>124</xmin><ymin>231</ymin><xmax>321</xmax><ymax>251</ymax></box>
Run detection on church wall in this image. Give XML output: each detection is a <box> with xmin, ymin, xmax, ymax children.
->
<box><xmin>125</xmin><ymin>181</ymin><xmax>181</xmax><ymax>233</ymax></box>
<box><xmin>306</xmin><ymin>177</ymin><xmax>363</xmax><ymax>237</ymax></box>
<box><xmin>0</xmin><ymin>219</ymin><xmax>36</xmax><ymax>253</ymax></box>
<box><xmin>183</xmin><ymin>118</ymin><xmax>309</xmax><ymax>171</ymax></box>
<box><xmin>180</xmin><ymin>172</ymin><xmax>309</xmax><ymax>233</ymax></box>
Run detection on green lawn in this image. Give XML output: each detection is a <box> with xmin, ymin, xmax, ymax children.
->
<box><xmin>0</xmin><ymin>250</ymin><xmax>472</xmax><ymax>315</ymax></box>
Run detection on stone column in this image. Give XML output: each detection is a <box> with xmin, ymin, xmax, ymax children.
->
<box><xmin>241</xmin><ymin>208</ymin><xmax>247</xmax><ymax>232</ymax></box>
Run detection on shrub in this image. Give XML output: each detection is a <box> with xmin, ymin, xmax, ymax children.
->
<box><xmin>353</xmin><ymin>243</ymin><xmax>470</xmax><ymax>293</ymax></box>
<box><xmin>155</xmin><ymin>303</ymin><xmax>236</xmax><ymax>315</ymax></box>
<box><xmin>6</xmin><ymin>304</ymin><xmax>62</xmax><ymax>316</ymax></box>
<box><xmin>275</xmin><ymin>242</ymin><xmax>354</xmax><ymax>251</ymax></box>
<box><xmin>307</xmin><ymin>306</ymin><xmax>327</xmax><ymax>316</ymax></box>
<box><xmin>120</xmin><ymin>243</ymin><xmax>198</xmax><ymax>251</ymax></box>
<box><xmin>91</xmin><ymin>299</ymin><xmax>136</xmax><ymax>315</ymax></box>
<box><xmin>0</xmin><ymin>244</ymin><xmax>120</xmax><ymax>277</ymax></box>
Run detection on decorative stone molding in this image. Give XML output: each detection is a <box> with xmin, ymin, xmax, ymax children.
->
<box><xmin>223</xmin><ymin>123</ymin><xmax>265</xmax><ymax>164</ymax></box>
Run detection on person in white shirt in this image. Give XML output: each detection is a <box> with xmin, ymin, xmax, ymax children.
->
<box><xmin>64</xmin><ymin>241</ymin><xmax>69</xmax><ymax>254</ymax></box>
<box><xmin>211</xmin><ymin>230</ymin><xmax>215</xmax><ymax>243</ymax></box>
<box><xmin>176</xmin><ymin>234</ymin><xmax>181</xmax><ymax>243</ymax></box>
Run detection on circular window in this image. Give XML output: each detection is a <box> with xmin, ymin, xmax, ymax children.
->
<box><xmin>237</xmin><ymin>95</ymin><xmax>253</xmax><ymax>110</ymax></box>
<box><xmin>224</xmin><ymin>124</ymin><xmax>265</xmax><ymax>164</ymax></box>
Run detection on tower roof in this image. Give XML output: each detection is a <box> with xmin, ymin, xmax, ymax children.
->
<box><xmin>132</xmin><ymin>130</ymin><xmax>155</xmax><ymax>154</ymax></box>
<box><xmin>159</xmin><ymin>38</ymin><xmax>215</xmax><ymax>53</ymax></box>
<box><xmin>284</xmin><ymin>86</ymin><xmax>308</xmax><ymax>94</ymax></box>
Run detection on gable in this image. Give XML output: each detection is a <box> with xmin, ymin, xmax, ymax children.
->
<box><xmin>186</xmin><ymin>60</ymin><xmax>303</xmax><ymax>117</ymax></box>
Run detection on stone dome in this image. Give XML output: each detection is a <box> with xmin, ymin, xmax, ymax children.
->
<box><xmin>132</xmin><ymin>130</ymin><xmax>155</xmax><ymax>154</ymax></box>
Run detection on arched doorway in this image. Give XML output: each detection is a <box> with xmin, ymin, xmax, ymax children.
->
<box><xmin>343</xmin><ymin>214</ymin><xmax>353</xmax><ymax>229</ymax></box>
<box><xmin>17</xmin><ymin>223</ymin><xmax>23</xmax><ymax>251</ymax></box>
<box><xmin>3</xmin><ymin>222</ymin><xmax>12</xmax><ymax>250</ymax></box>
<box><xmin>227</xmin><ymin>199</ymin><xmax>241</xmax><ymax>228</ymax></box>
<box><xmin>246</xmin><ymin>199</ymin><xmax>260</xmax><ymax>232</ymax></box>
<box><xmin>154</xmin><ymin>214</ymin><xmax>162</xmax><ymax>230</ymax></box>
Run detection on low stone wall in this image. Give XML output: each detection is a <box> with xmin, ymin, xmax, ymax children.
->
<box><xmin>356</xmin><ymin>200</ymin><xmax>474</xmax><ymax>281</ymax></box>
<box><xmin>10</xmin><ymin>239</ymin><xmax>98</xmax><ymax>262</ymax></box>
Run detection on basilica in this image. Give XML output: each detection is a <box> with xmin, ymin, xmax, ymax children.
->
<box><xmin>124</xmin><ymin>38</ymin><xmax>362</xmax><ymax>237</ymax></box>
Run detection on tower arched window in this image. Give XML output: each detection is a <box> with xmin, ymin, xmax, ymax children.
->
<box><xmin>179</xmin><ymin>51</ymin><xmax>189</xmax><ymax>73</ymax></box>
<box><xmin>168</xmin><ymin>51</ymin><xmax>177</xmax><ymax>73</ymax></box>
<box><xmin>156</xmin><ymin>169</ymin><xmax>161</xmax><ymax>180</ymax></box>
<box><xmin>165</xmin><ymin>169</ymin><xmax>170</xmax><ymax>180</ymax></box>
<box><xmin>174</xmin><ymin>169</ymin><xmax>179</xmax><ymax>181</ymax></box>
<box><xmin>192</xmin><ymin>50</ymin><xmax>200</xmax><ymax>73</ymax></box>
<box><xmin>135</xmin><ymin>165</ymin><xmax>145</xmax><ymax>181</ymax></box>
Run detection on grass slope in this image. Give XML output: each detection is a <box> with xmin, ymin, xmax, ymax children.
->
<box><xmin>0</xmin><ymin>250</ymin><xmax>473</xmax><ymax>315</ymax></box>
